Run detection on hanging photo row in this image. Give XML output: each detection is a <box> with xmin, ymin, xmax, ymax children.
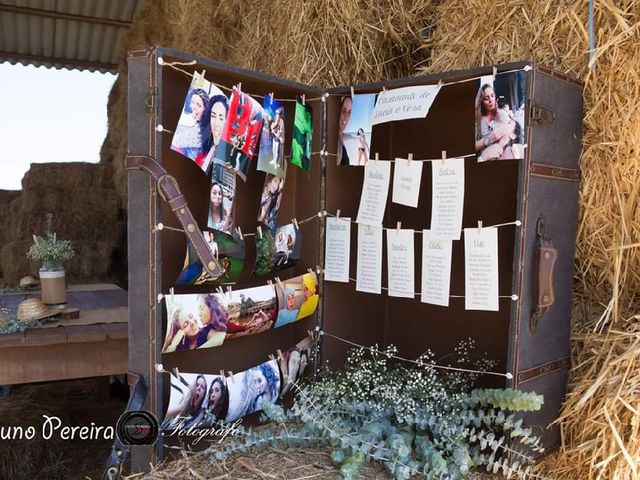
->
<box><xmin>162</xmin><ymin>272</ymin><xmax>319</xmax><ymax>353</ymax></box>
<box><xmin>160</xmin><ymin>335</ymin><xmax>314</xmax><ymax>430</ymax></box>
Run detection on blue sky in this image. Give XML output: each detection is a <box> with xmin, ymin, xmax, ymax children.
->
<box><xmin>0</xmin><ymin>62</ymin><xmax>117</xmax><ymax>190</ymax></box>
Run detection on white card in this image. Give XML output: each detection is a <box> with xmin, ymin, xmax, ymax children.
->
<box><xmin>464</xmin><ymin>227</ymin><xmax>499</xmax><ymax>311</ymax></box>
<box><xmin>421</xmin><ymin>230</ymin><xmax>453</xmax><ymax>306</ymax></box>
<box><xmin>356</xmin><ymin>161</ymin><xmax>391</xmax><ymax>226</ymax></box>
<box><xmin>324</xmin><ymin>217</ymin><xmax>351</xmax><ymax>283</ymax></box>
<box><xmin>386</xmin><ymin>229</ymin><xmax>415</xmax><ymax>298</ymax></box>
<box><xmin>430</xmin><ymin>158</ymin><xmax>465</xmax><ymax>240</ymax></box>
<box><xmin>392</xmin><ymin>158</ymin><xmax>423</xmax><ymax>208</ymax></box>
<box><xmin>371</xmin><ymin>85</ymin><xmax>441</xmax><ymax>125</ymax></box>
<box><xmin>356</xmin><ymin>224</ymin><xmax>383</xmax><ymax>294</ymax></box>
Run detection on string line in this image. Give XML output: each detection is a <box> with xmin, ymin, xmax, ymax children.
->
<box><xmin>319</xmin><ymin>330</ymin><xmax>513</xmax><ymax>379</ymax></box>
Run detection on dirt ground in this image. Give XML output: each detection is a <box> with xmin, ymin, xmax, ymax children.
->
<box><xmin>0</xmin><ymin>377</ymin><xmax>128</xmax><ymax>480</ymax></box>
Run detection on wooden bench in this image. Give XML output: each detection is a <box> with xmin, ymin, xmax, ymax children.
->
<box><xmin>0</xmin><ymin>284</ymin><xmax>128</xmax><ymax>385</ymax></box>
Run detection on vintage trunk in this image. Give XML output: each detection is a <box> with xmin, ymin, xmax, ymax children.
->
<box><xmin>127</xmin><ymin>47</ymin><xmax>582</xmax><ymax>471</ymax></box>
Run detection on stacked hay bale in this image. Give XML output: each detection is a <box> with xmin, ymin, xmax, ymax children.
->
<box><xmin>418</xmin><ymin>2</ymin><xmax>640</xmax><ymax>478</ymax></box>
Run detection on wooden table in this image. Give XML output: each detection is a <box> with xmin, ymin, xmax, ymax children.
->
<box><xmin>0</xmin><ymin>284</ymin><xmax>128</xmax><ymax>385</ymax></box>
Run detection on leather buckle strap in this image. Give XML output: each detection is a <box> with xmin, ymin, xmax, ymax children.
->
<box><xmin>530</xmin><ymin>216</ymin><xmax>557</xmax><ymax>334</ymax></box>
<box><xmin>125</xmin><ymin>155</ymin><xmax>224</xmax><ymax>280</ymax></box>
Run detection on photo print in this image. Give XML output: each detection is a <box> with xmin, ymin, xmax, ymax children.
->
<box><xmin>175</xmin><ymin>229</ymin><xmax>246</xmax><ymax>286</ymax></box>
<box><xmin>279</xmin><ymin>335</ymin><xmax>314</xmax><ymax>395</ymax></box>
<box><xmin>274</xmin><ymin>271</ymin><xmax>320</xmax><ymax>328</ymax></box>
<box><xmin>474</xmin><ymin>71</ymin><xmax>527</xmax><ymax>162</ymax></box>
<box><xmin>257</xmin><ymin>171</ymin><xmax>285</xmax><ymax>231</ymax></box>
<box><xmin>208</xmin><ymin>166</ymin><xmax>236</xmax><ymax>235</ymax></box>
<box><xmin>225</xmin><ymin>360</ymin><xmax>281</xmax><ymax>422</ymax></box>
<box><xmin>161</xmin><ymin>372</ymin><xmax>229</xmax><ymax>431</ymax></box>
<box><xmin>170</xmin><ymin>71</ymin><xmax>226</xmax><ymax>169</ymax></box>
<box><xmin>251</xmin><ymin>222</ymin><xmax>301</xmax><ymax>277</ymax></box>
<box><xmin>224</xmin><ymin>284</ymin><xmax>278</xmax><ymax>340</ymax></box>
<box><xmin>290</xmin><ymin>98</ymin><xmax>313</xmax><ymax>172</ymax></box>
<box><xmin>213</xmin><ymin>87</ymin><xmax>265</xmax><ymax>181</ymax></box>
<box><xmin>257</xmin><ymin>95</ymin><xmax>286</xmax><ymax>177</ymax></box>
<box><xmin>162</xmin><ymin>293</ymin><xmax>229</xmax><ymax>353</ymax></box>
<box><xmin>337</xmin><ymin>93</ymin><xmax>375</xmax><ymax>166</ymax></box>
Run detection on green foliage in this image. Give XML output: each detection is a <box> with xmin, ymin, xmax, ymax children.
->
<box><xmin>205</xmin><ymin>342</ymin><xmax>545</xmax><ymax>479</ymax></box>
<box><xmin>252</xmin><ymin>229</ymin><xmax>275</xmax><ymax>276</ymax></box>
<box><xmin>27</xmin><ymin>213</ymin><xmax>75</xmax><ymax>266</ymax></box>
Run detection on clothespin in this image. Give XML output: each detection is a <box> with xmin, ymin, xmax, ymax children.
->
<box><xmin>478</xmin><ymin>220</ymin><xmax>483</xmax><ymax>236</ymax></box>
<box><xmin>437</xmin><ymin>79</ymin><xmax>444</xmax><ymax>89</ymax></box>
<box><xmin>350</xmin><ymin>86</ymin><xmax>354</xmax><ymax>99</ymax></box>
<box><xmin>292</xmin><ymin>218</ymin><xmax>300</xmax><ymax>230</ymax></box>
<box><xmin>170</xmin><ymin>287</ymin><xmax>175</xmax><ymax>301</ymax></box>
<box><xmin>267</xmin><ymin>279</ymin><xmax>273</xmax><ymax>286</ymax></box>
<box><xmin>172</xmin><ymin>366</ymin><xmax>181</xmax><ymax>378</ymax></box>
<box><xmin>441</xmin><ymin>150</ymin><xmax>447</xmax><ymax>165</ymax></box>
<box><xmin>269</xmin><ymin>354</ymin><xmax>276</xmax><ymax>361</ymax></box>
<box><xmin>236</xmin><ymin>226</ymin><xmax>244</xmax><ymax>240</ymax></box>
<box><xmin>396</xmin><ymin>221</ymin><xmax>402</xmax><ymax>232</ymax></box>
<box><xmin>270</xmin><ymin>92</ymin><xmax>274</xmax><ymax>103</ymax></box>
<box><xmin>276</xmin><ymin>349</ymin><xmax>284</xmax><ymax>361</ymax></box>
<box><xmin>257</xmin><ymin>225</ymin><xmax>263</xmax><ymax>239</ymax></box>
<box><xmin>227</xmin><ymin>371</ymin><xmax>235</xmax><ymax>383</ymax></box>
<box><xmin>219</xmin><ymin>370</ymin><xmax>226</xmax><ymax>379</ymax></box>
<box><xmin>216</xmin><ymin>286</ymin><xmax>224</xmax><ymax>295</ymax></box>
<box><xmin>336</xmin><ymin>209</ymin><xmax>341</xmax><ymax>219</ymax></box>
<box><xmin>307</xmin><ymin>267</ymin><xmax>314</xmax><ymax>274</ymax></box>
<box><xmin>201</xmin><ymin>70</ymin><xmax>206</xmax><ymax>81</ymax></box>
<box><xmin>375</xmin><ymin>152</ymin><xmax>379</xmax><ymax>164</ymax></box>
<box><xmin>237</xmin><ymin>82</ymin><xmax>242</xmax><ymax>92</ymax></box>
<box><xmin>157</xmin><ymin>293</ymin><xmax>164</xmax><ymax>303</ymax></box>
<box><xmin>302</xmin><ymin>94</ymin><xmax>306</xmax><ymax>105</ymax></box>
<box><xmin>307</xmin><ymin>329</ymin><xmax>315</xmax><ymax>341</ymax></box>
<box><xmin>407</xmin><ymin>153</ymin><xmax>413</xmax><ymax>166</ymax></box>
<box><xmin>492</xmin><ymin>66</ymin><xmax>497</xmax><ymax>80</ymax></box>
<box><xmin>226</xmin><ymin>285</ymin><xmax>233</xmax><ymax>301</ymax></box>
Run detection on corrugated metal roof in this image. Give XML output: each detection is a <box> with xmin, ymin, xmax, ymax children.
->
<box><xmin>0</xmin><ymin>0</ymin><xmax>144</xmax><ymax>73</ymax></box>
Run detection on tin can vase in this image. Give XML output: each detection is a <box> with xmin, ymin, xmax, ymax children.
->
<box><xmin>39</xmin><ymin>263</ymin><xmax>67</xmax><ymax>306</ymax></box>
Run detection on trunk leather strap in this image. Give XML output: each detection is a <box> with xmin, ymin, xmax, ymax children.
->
<box><xmin>125</xmin><ymin>155</ymin><xmax>224</xmax><ymax>280</ymax></box>
<box><xmin>102</xmin><ymin>373</ymin><xmax>149</xmax><ymax>480</ymax></box>
<box><xmin>530</xmin><ymin>216</ymin><xmax>557</xmax><ymax>333</ymax></box>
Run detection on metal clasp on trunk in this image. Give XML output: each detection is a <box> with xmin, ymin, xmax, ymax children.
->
<box><xmin>529</xmin><ymin>104</ymin><xmax>555</xmax><ymax>126</ymax></box>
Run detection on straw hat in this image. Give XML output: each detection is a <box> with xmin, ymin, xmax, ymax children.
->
<box><xmin>17</xmin><ymin>298</ymin><xmax>57</xmax><ymax>322</ymax></box>
<box><xmin>19</xmin><ymin>275</ymin><xmax>40</xmax><ymax>288</ymax></box>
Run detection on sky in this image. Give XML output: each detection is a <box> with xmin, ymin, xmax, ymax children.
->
<box><xmin>0</xmin><ymin>62</ymin><xmax>117</xmax><ymax>190</ymax></box>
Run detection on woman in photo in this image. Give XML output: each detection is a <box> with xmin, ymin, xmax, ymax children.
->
<box><xmin>474</xmin><ymin>84</ymin><xmax>517</xmax><ymax>161</ymax></box>
<box><xmin>296</xmin><ymin>272</ymin><xmax>319</xmax><ymax>321</ymax></box>
<box><xmin>227</xmin><ymin>363</ymin><xmax>280</xmax><ymax>421</ymax></box>
<box><xmin>195</xmin><ymin>294</ymin><xmax>228</xmax><ymax>348</ymax></box>
<box><xmin>161</xmin><ymin>373</ymin><xmax>207</xmax><ymax>430</ymax></box>
<box><xmin>356</xmin><ymin>127</ymin><xmax>370</xmax><ymax>166</ymax></box>
<box><xmin>257</xmin><ymin>175</ymin><xmax>283</xmax><ymax>230</ymax></box>
<box><xmin>162</xmin><ymin>306</ymin><xmax>202</xmax><ymax>353</ymax></box>
<box><xmin>274</xmin><ymin>287</ymin><xmax>299</xmax><ymax>328</ymax></box>
<box><xmin>299</xmin><ymin>350</ymin><xmax>308</xmax><ymax>378</ymax></box>
<box><xmin>274</xmin><ymin>231</ymin><xmax>290</xmax><ymax>268</ymax></box>
<box><xmin>197</xmin><ymin>95</ymin><xmax>229</xmax><ymax>172</ymax></box>
<box><xmin>337</xmin><ymin>95</ymin><xmax>353</xmax><ymax>166</ymax></box>
<box><xmin>205</xmin><ymin>231</ymin><xmax>219</xmax><ymax>259</ymax></box>
<box><xmin>203</xmin><ymin>377</ymin><xmax>229</xmax><ymax>424</ymax></box>
<box><xmin>270</xmin><ymin>107</ymin><xmax>285</xmax><ymax>168</ymax></box>
<box><xmin>208</xmin><ymin>182</ymin><xmax>231</xmax><ymax>232</ymax></box>
<box><xmin>172</xmin><ymin>88</ymin><xmax>210</xmax><ymax>160</ymax></box>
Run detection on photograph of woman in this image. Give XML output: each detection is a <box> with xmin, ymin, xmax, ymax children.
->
<box><xmin>162</xmin><ymin>302</ymin><xmax>202</xmax><ymax>353</ymax></box>
<box><xmin>201</xmin><ymin>377</ymin><xmax>229</xmax><ymax>426</ymax></box>
<box><xmin>270</xmin><ymin>106</ymin><xmax>285</xmax><ymax>168</ymax></box>
<box><xmin>274</xmin><ymin>286</ymin><xmax>300</xmax><ymax>328</ymax></box>
<box><xmin>474</xmin><ymin>72</ymin><xmax>526</xmax><ymax>162</ymax></box>
<box><xmin>226</xmin><ymin>360</ymin><xmax>281</xmax><ymax>422</ymax></box>
<box><xmin>336</xmin><ymin>94</ymin><xmax>376</xmax><ymax>166</ymax></box>
<box><xmin>272</xmin><ymin>223</ymin><xmax>301</xmax><ymax>270</ymax></box>
<box><xmin>207</xmin><ymin>181</ymin><xmax>231</xmax><ymax>232</ymax></box>
<box><xmin>257</xmin><ymin>173</ymin><xmax>284</xmax><ymax>231</ymax></box>
<box><xmin>196</xmin><ymin>294</ymin><xmax>228</xmax><ymax>349</ymax></box>
<box><xmin>278</xmin><ymin>335</ymin><xmax>313</xmax><ymax>395</ymax></box>
<box><xmin>171</xmin><ymin>72</ymin><xmax>225</xmax><ymax>163</ymax></box>
<box><xmin>196</xmin><ymin>94</ymin><xmax>229</xmax><ymax>173</ymax></box>
<box><xmin>295</xmin><ymin>272</ymin><xmax>320</xmax><ymax>321</ymax></box>
<box><xmin>161</xmin><ymin>372</ymin><xmax>208</xmax><ymax>431</ymax></box>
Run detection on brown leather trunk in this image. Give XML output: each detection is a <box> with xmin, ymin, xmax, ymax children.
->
<box><xmin>127</xmin><ymin>47</ymin><xmax>582</xmax><ymax>471</ymax></box>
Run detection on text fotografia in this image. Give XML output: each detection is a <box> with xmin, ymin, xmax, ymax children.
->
<box><xmin>1</xmin><ymin>415</ymin><xmax>114</xmax><ymax>440</ymax></box>
<box><xmin>163</xmin><ymin>418</ymin><xmax>243</xmax><ymax>445</ymax></box>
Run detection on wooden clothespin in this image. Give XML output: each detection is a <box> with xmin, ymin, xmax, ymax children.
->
<box><xmin>407</xmin><ymin>153</ymin><xmax>413</xmax><ymax>166</ymax></box>
<box><xmin>302</xmin><ymin>94</ymin><xmax>306</xmax><ymax>105</ymax></box>
<box><xmin>336</xmin><ymin>209</ymin><xmax>341</xmax><ymax>219</ymax></box>
<box><xmin>269</xmin><ymin>354</ymin><xmax>276</xmax><ymax>361</ymax></box>
<box><xmin>275</xmin><ymin>276</ymin><xmax>283</xmax><ymax>288</ymax></box>
<box><xmin>437</xmin><ymin>79</ymin><xmax>444</xmax><ymax>89</ymax></box>
<box><xmin>492</xmin><ymin>66</ymin><xmax>497</xmax><ymax>80</ymax></box>
<box><xmin>237</xmin><ymin>82</ymin><xmax>242</xmax><ymax>92</ymax></box>
<box><xmin>216</xmin><ymin>286</ymin><xmax>224</xmax><ymax>295</ymax></box>
<box><xmin>172</xmin><ymin>366</ymin><xmax>181</xmax><ymax>378</ymax></box>
<box><xmin>267</xmin><ymin>279</ymin><xmax>274</xmax><ymax>286</ymax></box>
<box><xmin>157</xmin><ymin>293</ymin><xmax>164</xmax><ymax>303</ymax></box>
<box><xmin>257</xmin><ymin>225</ymin><xmax>263</xmax><ymax>239</ymax></box>
<box><xmin>307</xmin><ymin>267</ymin><xmax>314</xmax><ymax>274</ymax></box>
<box><xmin>350</xmin><ymin>86</ymin><xmax>355</xmax><ymax>98</ymax></box>
<box><xmin>270</xmin><ymin>92</ymin><xmax>274</xmax><ymax>103</ymax></box>
<box><xmin>169</xmin><ymin>287</ymin><xmax>175</xmax><ymax>301</ymax></box>
<box><xmin>441</xmin><ymin>150</ymin><xmax>447</xmax><ymax>165</ymax></box>
<box><xmin>227</xmin><ymin>371</ymin><xmax>235</xmax><ymax>383</ymax></box>
<box><xmin>220</xmin><ymin>370</ymin><xmax>226</xmax><ymax>379</ymax></box>
<box><xmin>307</xmin><ymin>329</ymin><xmax>316</xmax><ymax>341</ymax></box>
<box><xmin>292</xmin><ymin>218</ymin><xmax>300</xmax><ymax>230</ymax></box>
<box><xmin>276</xmin><ymin>349</ymin><xmax>284</xmax><ymax>361</ymax></box>
<box><xmin>236</xmin><ymin>226</ymin><xmax>244</xmax><ymax>240</ymax></box>
<box><xmin>375</xmin><ymin>152</ymin><xmax>379</xmax><ymax>164</ymax></box>
<box><xmin>396</xmin><ymin>221</ymin><xmax>402</xmax><ymax>232</ymax></box>
<box><xmin>226</xmin><ymin>285</ymin><xmax>233</xmax><ymax>301</ymax></box>
<box><xmin>478</xmin><ymin>220</ymin><xmax>483</xmax><ymax>236</ymax></box>
<box><xmin>200</xmin><ymin>70</ymin><xmax>206</xmax><ymax>81</ymax></box>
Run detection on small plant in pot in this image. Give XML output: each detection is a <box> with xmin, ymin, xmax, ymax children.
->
<box><xmin>27</xmin><ymin>213</ymin><xmax>75</xmax><ymax>306</ymax></box>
